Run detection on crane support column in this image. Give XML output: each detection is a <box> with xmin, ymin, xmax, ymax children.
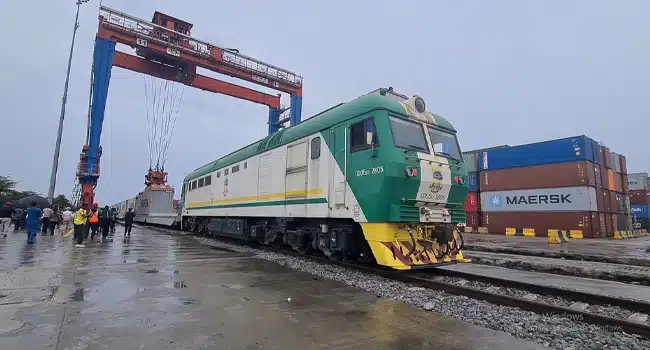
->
<box><xmin>268</xmin><ymin>108</ymin><xmax>281</xmax><ymax>135</ymax></box>
<box><xmin>289</xmin><ymin>94</ymin><xmax>302</xmax><ymax>127</ymax></box>
<box><xmin>79</xmin><ymin>37</ymin><xmax>116</xmax><ymax>206</ymax></box>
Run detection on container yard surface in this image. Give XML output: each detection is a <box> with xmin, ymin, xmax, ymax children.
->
<box><xmin>0</xmin><ymin>228</ymin><xmax>544</xmax><ymax>350</ymax></box>
<box><xmin>464</xmin><ymin>233</ymin><xmax>650</xmax><ymax>264</ymax></box>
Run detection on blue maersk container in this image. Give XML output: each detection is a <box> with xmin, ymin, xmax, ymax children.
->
<box><xmin>479</xmin><ymin>135</ymin><xmax>600</xmax><ymax>171</ymax></box>
<box><xmin>632</xmin><ymin>204</ymin><xmax>649</xmax><ymax>219</ymax></box>
<box><xmin>468</xmin><ymin>172</ymin><xmax>479</xmax><ymax>192</ymax></box>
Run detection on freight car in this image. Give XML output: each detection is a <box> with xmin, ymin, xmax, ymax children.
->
<box><xmin>112</xmin><ymin>187</ymin><xmax>177</xmax><ymax>226</ymax></box>
<box><xmin>180</xmin><ymin>88</ymin><xmax>469</xmax><ymax>270</ymax></box>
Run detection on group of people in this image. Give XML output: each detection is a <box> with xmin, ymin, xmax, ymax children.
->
<box><xmin>0</xmin><ymin>201</ymin><xmax>136</xmax><ymax>246</ymax></box>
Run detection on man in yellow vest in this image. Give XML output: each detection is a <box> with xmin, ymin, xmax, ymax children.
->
<box><xmin>73</xmin><ymin>204</ymin><xmax>89</xmax><ymax>247</ymax></box>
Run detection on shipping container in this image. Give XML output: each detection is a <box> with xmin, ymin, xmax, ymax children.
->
<box><xmin>616</xmin><ymin>214</ymin><xmax>631</xmax><ymax>231</ymax></box>
<box><xmin>468</xmin><ymin>172</ymin><xmax>479</xmax><ymax>192</ymax></box>
<box><xmin>630</xmin><ymin>190</ymin><xmax>649</xmax><ymax>205</ymax></box>
<box><xmin>605</xmin><ymin>214</ymin><xmax>614</xmax><ymax>237</ymax></box>
<box><xmin>632</xmin><ymin>204</ymin><xmax>649</xmax><ymax>219</ymax></box>
<box><xmin>606</xmin><ymin>169</ymin><xmax>615</xmax><ymax>191</ymax></box>
<box><xmin>632</xmin><ymin>218</ymin><xmax>650</xmax><ymax>231</ymax></box>
<box><xmin>464</xmin><ymin>153</ymin><xmax>479</xmax><ymax>173</ymax></box>
<box><xmin>594</xmin><ymin>165</ymin><xmax>603</xmax><ymax>188</ymax></box>
<box><xmin>596</xmin><ymin>190</ymin><xmax>604</xmax><ymax>212</ymax></box>
<box><xmin>479</xmin><ymin>161</ymin><xmax>596</xmax><ymax>191</ymax></box>
<box><xmin>613</xmin><ymin>172</ymin><xmax>623</xmax><ymax>193</ymax></box>
<box><xmin>592</xmin><ymin>140</ymin><xmax>602</xmax><ymax>165</ymax></box>
<box><xmin>611</xmin><ymin>153</ymin><xmax>621</xmax><ymax>173</ymax></box>
<box><xmin>464</xmin><ymin>192</ymin><xmax>479</xmax><ymax>212</ymax></box>
<box><xmin>465</xmin><ymin>211</ymin><xmax>480</xmax><ymax>227</ymax></box>
<box><xmin>619</xmin><ymin>155</ymin><xmax>628</xmax><ymax>174</ymax></box>
<box><xmin>622</xmin><ymin>174</ymin><xmax>629</xmax><ymax>193</ymax></box>
<box><xmin>479</xmin><ymin>136</ymin><xmax>599</xmax><ymax>171</ymax></box>
<box><xmin>598</xmin><ymin>213</ymin><xmax>607</xmax><ymax>236</ymax></box>
<box><xmin>601</xmin><ymin>146</ymin><xmax>612</xmax><ymax>168</ymax></box>
<box><xmin>628</xmin><ymin>173</ymin><xmax>649</xmax><ymax>191</ymax></box>
<box><xmin>480</xmin><ymin>186</ymin><xmax>598</xmax><ymax>213</ymax></box>
<box><xmin>611</xmin><ymin>191</ymin><xmax>620</xmax><ymax>214</ymax></box>
<box><xmin>482</xmin><ymin>211</ymin><xmax>602</xmax><ymax>238</ymax></box>
<box><xmin>599</xmin><ymin>165</ymin><xmax>610</xmax><ymax>190</ymax></box>
<box><xmin>602</xmin><ymin>190</ymin><xmax>612</xmax><ymax>212</ymax></box>
<box><xmin>135</xmin><ymin>187</ymin><xmax>176</xmax><ymax>218</ymax></box>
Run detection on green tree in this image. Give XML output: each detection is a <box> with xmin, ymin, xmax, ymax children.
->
<box><xmin>0</xmin><ymin>175</ymin><xmax>17</xmax><ymax>197</ymax></box>
<box><xmin>52</xmin><ymin>194</ymin><xmax>73</xmax><ymax>209</ymax></box>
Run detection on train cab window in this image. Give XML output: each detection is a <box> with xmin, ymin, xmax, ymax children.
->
<box><xmin>225</xmin><ymin>168</ymin><xmax>229</xmax><ymax>176</ymax></box>
<box><xmin>191</xmin><ymin>180</ymin><xmax>197</xmax><ymax>190</ymax></box>
<box><xmin>311</xmin><ymin>137</ymin><xmax>321</xmax><ymax>159</ymax></box>
<box><xmin>232</xmin><ymin>165</ymin><xmax>240</xmax><ymax>173</ymax></box>
<box><xmin>204</xmin><ymin>175</ymin><xmax>212</xmax><ymax>186</ymax></box>
<box><xmin>389</xmin><ymin>116</ymin><xmax>429</xmax><ymax>153</ymax></box>
<box><xmin>198</xmin><ymin>178</ymin><xmax>204</xmax><ymax>188</ymax></box>
<box><xmin>350</xmin><ymin>118</ymin><xmax>378</xmax><ymax>153</ymax></box>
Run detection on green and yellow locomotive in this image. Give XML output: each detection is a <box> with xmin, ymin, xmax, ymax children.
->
<box><xmin>181</xmin><ymin>87</ymin><xmax>469</xmax><ymax>270</ymax></box>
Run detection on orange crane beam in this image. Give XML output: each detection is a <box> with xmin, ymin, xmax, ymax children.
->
<box><xmin>112</xmin><ymin>51</ymin><xmax>281</xmax><ymax>109</ymax></box>
<box><xmin>97</xmin><ymin>7</ymin><xmax>302</xmax><ymax>97</ymax></box>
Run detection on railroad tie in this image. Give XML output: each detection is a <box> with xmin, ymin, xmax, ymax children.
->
<box><xmin>547</xmin><ymin>229</ymin><xmax>570</xmax><ymax>244</ymax></box>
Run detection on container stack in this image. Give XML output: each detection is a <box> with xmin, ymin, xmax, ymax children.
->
<box><xmin>472</xmin><ymin>135</ymin><xmax>629</xmax><ymax>238</ymax></box>
<box><xmin>629</xmin><ymin>172</ymin><xmax>650</xmax><ymax>231</ymax></box>
<box><xmin>461</xmin><ymin>146</ymin><xmax>510</xmax><ymax>232</ymax></box>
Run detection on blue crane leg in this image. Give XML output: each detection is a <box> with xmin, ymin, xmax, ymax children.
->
<box><xmin>85</xmin><ymin>38</ymin><xmax>116</xmax><ymax>184</ymax></box>
<box><xmin>289</xmin><ymin>94</ymin><xmax>302</xmax><ymax>127</ymax></box>
<box><xmin>268</xmin><ymin>107</ymin><xmax>281</xmax><ymax>135</ymax></box>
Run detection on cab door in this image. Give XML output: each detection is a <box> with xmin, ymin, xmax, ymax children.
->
<box><xmin>329</xmin><ymin>125</ymin><xmax>347</xmax><ymax>209</ymax></box>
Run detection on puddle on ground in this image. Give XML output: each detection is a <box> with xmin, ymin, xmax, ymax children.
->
<box><xmin>137</xmin><ymin>258</ymin><xmax>150</xmax><ymax>263</ymax></box>
<box><xmin>210</xmin><ymin>246</ymin><xmax>237</xmax><ymax>253</ymax></box>
<box><xmin>173</xmin><ymin>281</ymin><xmax>187</xmax><ymax>288</ymax></box>
<box><xmin>221</xmin><ymin>284</ymin><xmax>245</xmax><ymax>289</ymax></box>
<box><xmin>145</xmin><ymin>269</ymin><xmax>159</xmax><ymax>274</ymax></box>
<box><xmin>180</xmin><ymin>298</ymin><xmax>198</xmax><ymax>305</ymax></box>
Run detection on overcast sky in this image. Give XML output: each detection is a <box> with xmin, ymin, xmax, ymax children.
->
<box><xmin>1</xmin><ymin>0</ymin><xmax>648</xmax><ymax>205</ymax></box>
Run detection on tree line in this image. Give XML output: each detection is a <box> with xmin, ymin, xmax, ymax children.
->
<box><xmin>0</xmin><ymin>175</ymin><xmax>73</xmax><ymax>208</ymax></box>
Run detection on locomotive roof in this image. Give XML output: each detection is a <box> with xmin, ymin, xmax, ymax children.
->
<box><xmin>184</xmin><ymin>90</ymin><xmax>456</xmax><ymax>182</ymax></box>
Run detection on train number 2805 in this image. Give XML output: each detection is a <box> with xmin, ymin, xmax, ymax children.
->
<box><xmin>355</xmin><ymin>166</ymin><xmax>384</xmax><ymax>177</ymax></box>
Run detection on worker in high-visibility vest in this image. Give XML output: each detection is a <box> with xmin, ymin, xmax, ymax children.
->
<box><xmin>86</xmin><ymin>203</ymin><xmax>100</xmax><ymax>240</ymax></box>
<box><xmin>73</xmin><ymin>204</ymin><xmax>89</xmax><ymax>247</ymax></box>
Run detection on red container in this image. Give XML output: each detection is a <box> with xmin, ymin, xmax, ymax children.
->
<box><xmin>630</xmin><ymin>190</ymin><xmax>649</xmax><ymax>205</ymax></box>
<box><xmin>599</xmin><ymin>165</ymin><xmax>610</xmax><ymax>190</ymax></box>
<box><xmin>481</xmin><ymin>211</ymin><xmax>601</xmax><ymax>238</ymax></box>
<box><xmin>464</xmin><ymin>192</ymin><xmax>478</xmax><ymax>212</ymax></box>
<box><xmin>479</xmin><ymin>161</ymin><xmax>596</xmax><ymax>191</ymax></box>
<box><xmin>609</xmin><ymin>191</ymin><xmax>621</xmax><ymax>214</ymax></box>
<box><xmin>622</xmin><ymin>174</ymin><xmax>629</xmax><ymax>193</ymax></box>
<box><xmin>614</xmin><ymin>173</ymin><xmax>623</xmax><ymax>193</ymax></box>
<box><xmin>466</xmin><ymin>211</ymin><xmax>480</xmax><ymax>227</ymax></box>
<box><xmin>620</xmin><ymin>155</ymin><xmax>628</xmax><ymax>175</ymax></box>
<box><xmin>601</xmin><ymin>146</ymin><xmax>612</xmax><ymax>168</ymax></box>
<box><xmin>596</xmin><ymin>190</ymin><xmax>604</xmax><ymax>212</ymax></box>
<box><xmin>605</xmin><ymin>214</ymin><xmax>614</xmax><ymax>236</ymax></box>
<box><xmin>594</xmin><ymin>165</ymin><xmax>603</xmax><ymax>189</ymax></box>
<box><xmin>602</xmin><ymin>190</ymin><xmax>612</xmax><ymax>212</ymax></box>
<box><xmin>598</xmin><ymin>213</ymin><xmax>607</xmax><ymax>236</ymax></box>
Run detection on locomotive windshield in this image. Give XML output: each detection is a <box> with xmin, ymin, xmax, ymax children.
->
<box><xmin>389</xmin><ymin>116</ymin><xmax>429</xmax><ymax>153</ymax></box>
<box><xmin>427</xmin><ymin>127</ymin><xmax>461</xmax><ymax>161</ymax></box>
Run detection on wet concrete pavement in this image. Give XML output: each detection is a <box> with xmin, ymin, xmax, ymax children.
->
<box><xmin>464</xmin><ymin>233</ymin><xmax>650</xmax><ymax>265</ymax></box>
<box><xmin>1</xmin><ymin>227</ymin><xmax>544</xmax><ymax>349</ymax></box>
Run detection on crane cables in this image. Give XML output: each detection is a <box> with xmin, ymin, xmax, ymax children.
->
<box><xmin>143</xmin><ymin>74</ymin><xmax>185</xmax><ymax>171</ymax></box>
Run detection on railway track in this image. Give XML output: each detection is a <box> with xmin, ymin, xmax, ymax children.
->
<box><xmin>141</xmin><ymin>224</ymin><xmax>650</xmax><ymax>339</ymax></box>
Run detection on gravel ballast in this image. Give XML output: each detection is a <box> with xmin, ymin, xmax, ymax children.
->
<box><xmin>191</xmin><ymin>235</ymin><xmax>650</xmax><ymax>350</ymax></box>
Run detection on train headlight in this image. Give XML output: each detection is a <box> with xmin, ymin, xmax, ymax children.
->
<box><xmin>405</xmin><ymin>166</ymin><xmax>418</xmax><ymax>177</ymax></box>
<box><xmin>414</xmin><ymin>97</ymin><xmax>426</xmax><ymax>113</ymax></box>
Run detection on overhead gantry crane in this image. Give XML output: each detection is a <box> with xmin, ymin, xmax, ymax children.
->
<box><xmin>76</xmin><ymin>6</ymin><xmax>303</xmax><ymax>207</ymax></box>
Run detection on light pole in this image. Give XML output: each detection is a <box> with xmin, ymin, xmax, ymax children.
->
<box><xmin>47</xmin><ymin>0</ymin><xmax>90</xmax><ymax>204</ymax></box>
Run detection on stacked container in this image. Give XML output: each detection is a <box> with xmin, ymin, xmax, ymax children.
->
<box><xmin>461</xmin><ymin>145</ymin><xmax>510</xmax><ymax>230</ymax></box>
<box><xmin>476</xmin><ymin>135</ymin><xmax>629</xmax><ymax>238</ymax></box>
<box><xmin>628</xmin><ymin>173</ymin><xmax>650</xmax><ymax>231</ymax></box>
